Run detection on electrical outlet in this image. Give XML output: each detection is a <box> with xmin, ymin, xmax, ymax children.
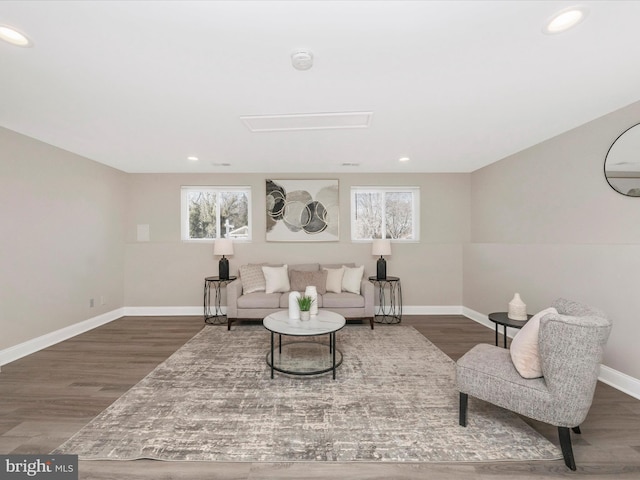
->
<box><xmin>89</xmin><ymin>298</ymin><xmax>94</xmax><ymax>308</ymax></box>
<box><xmin>100</xmin><ymin>295</ymin><xmax>106</xmax><ymax>305</ymax></box>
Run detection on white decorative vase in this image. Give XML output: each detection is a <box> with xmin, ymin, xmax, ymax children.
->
<box><xmin>288</xmin><ymin>291</ymin><xmax>301</xmax><ymax>320</ymax></box>
<box><xmin>508</xmin><ymin>293</ymin><xmax>527</xmax><ymax>320</ymax></box>
<box><xmin>304</xmin><ymin>286</ymin><xmax>319</xmax><ymax>316</ymax></box>
<box><xmin>300</xmin><ymin>310</ymin><xmax>311</xmax><ymax>321</ymax></box>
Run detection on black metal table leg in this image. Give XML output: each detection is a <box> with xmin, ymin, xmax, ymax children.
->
<box><xmin>270</xmin><ymin>332</ymin><xmax>274</xmax><ymax>379</ymax></box>
<box><xmin>332</xmin><ymin>332</ymin><xmax>336</xmax><ymax>380</ymax></box>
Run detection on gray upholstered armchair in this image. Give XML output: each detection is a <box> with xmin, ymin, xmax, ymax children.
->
<box><xmin>456</xmin><ymin>298</ymin><xmax>612</xmax><ymax>470</ymax></box>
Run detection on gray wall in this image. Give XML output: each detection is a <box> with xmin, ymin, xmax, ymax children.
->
<box><xmin>464</xmin><ymin>100</ymin><xmax>640</xmax><ymax>380</ymax></box>
<box><xmin>4</xmin><ymin>97</ymin><xmax>639</xmax><ymax>385</ymax></box>
<box><xmin>0</xmin><ymin>127</ymin><xmax>127</xmax><ymax>351</ymax></box>
<box><xmin>124</xmin><ymin>173</ymin><xmax>470</xmax><ymax>309</ymax></box>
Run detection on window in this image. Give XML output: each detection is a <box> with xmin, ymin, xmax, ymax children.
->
<box><xmin>181</xmin><ymin>186</ymin><xmax>251</xmax><ymax>241</ymax></box>
<box><xmin>351</xmin><ymin>186</ymin><xmax>419</xmax><ymax>241</ymax></box>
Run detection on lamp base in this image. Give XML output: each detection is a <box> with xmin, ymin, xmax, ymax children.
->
<box><xmin>219</xmin><ymin>257</ymin><xmax>230</xmax><ymax>280</ymax></box>
<box><xmin>376</xmin><ymin>257</ymin><xmax>387</xmax><ymax>280</ymax></box>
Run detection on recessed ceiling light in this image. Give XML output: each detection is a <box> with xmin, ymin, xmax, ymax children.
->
<box><xmin>0</xmin><ymin>24</ymin><xmax>33</xmax><ymax>47</ymax></box>
<box><xmin>543</xmin><ymin>6</ymin><xmax>588</xmax><ymax>34</ymax></box>
<box><xmin>187</xmin><ymin>156</ymin><xmax>199</xmax><ymax>161</ymax></box>
<box><xmin>398</xmin><ymin>157</ymin><xmax>410</xmax><ymax>163</ymax></box>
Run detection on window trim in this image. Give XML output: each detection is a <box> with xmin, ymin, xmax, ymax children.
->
<box><xmin>350</xmin><ymin>186</ymin><xmax>420</xmax><ymax>242</ymax></box>
<box><xmin>180</xmin><ymin>185</ymin><xmax>252</xmax><ymax>242</ymax></box>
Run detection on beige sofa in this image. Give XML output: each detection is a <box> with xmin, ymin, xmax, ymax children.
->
<box><xmin>226</xmin><ymin>263</ymin><xmax>374</xmax><ymax>329</ymax></box>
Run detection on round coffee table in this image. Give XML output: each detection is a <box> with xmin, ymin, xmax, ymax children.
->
<box><xmin>263</xmin><ymin>310</ymin><xmax>346</xmax><ymax>379</ymax></box>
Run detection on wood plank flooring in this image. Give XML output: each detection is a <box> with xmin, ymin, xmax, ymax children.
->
<box><xmin>1</xmin><ymin>315</ymin><xmax>639</xmax><ymax>479</ymax></box>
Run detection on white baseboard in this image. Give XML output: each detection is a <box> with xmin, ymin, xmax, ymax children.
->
<box><xmin>598</xmin><ymin>365</ymin><xmax>640</xmax><ymax>400</ymax></box>
<box><xmin>3</xmin><ymin>304</ymin><xmax>639</xmax><ymax>400</ymax></box>
<box><xmin>0</xmin><ymin>308</ymin><xmax>125</xmax><ymax>367</ymax></box>
<box><xmin>402</xmin><ymin>305</ymin><xmax>463</xmax><ymax>315</ymax></box>
<box><xmin>124</xmin><ymin>306</ymin><xmax>459</xmax><ymax>316</ymax></box>
<box><xmin>462</xmin><ymin>306</ymin><xmax>640</xmax><ymax>401</ymax></box>
<box><xmin>123</xmin><ymin>306</ymin><xmax>208</xmax><ymax>316</ymax></box>
<box><xmin>124</xmin><ymin>306</ymin><xmax>464</xmax><ymax>316</ymax></box>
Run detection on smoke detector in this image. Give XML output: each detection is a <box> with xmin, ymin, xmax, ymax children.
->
<box><xmin>291</xmin><ymin>50</ymin><xmax>313</xmax><ymax>71</ymax></box>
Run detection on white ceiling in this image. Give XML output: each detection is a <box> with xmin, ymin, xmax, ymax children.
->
<box><xmin>2</xmin><ymin>1</ymin><xmax>640</xmax><ymax>174</ymax></box>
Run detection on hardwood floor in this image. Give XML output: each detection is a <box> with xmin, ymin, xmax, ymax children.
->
<box><xmin>1</xmin><ymin>315</ymin><xmax>639</xmax><ymax>479</ymax></box>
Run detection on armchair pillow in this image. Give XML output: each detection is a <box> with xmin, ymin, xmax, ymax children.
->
<box><xmin>290</xmin><ymin>269</ymin><xmax>327</xmax><ymax>294</ymax></box>
<box><xmin>342</xmin><ymin>265</ymin><xmax>364</xmax><ymax>294</ymax></box>
<box><xmin>262</xmin><ymin>264</ymin><xmax>291</xmax><ymax>294</ymax></box>
<box><xmin>510</xmin><ymin>307</ymin><xmax>557</xmax><ymax>379</ymax></box>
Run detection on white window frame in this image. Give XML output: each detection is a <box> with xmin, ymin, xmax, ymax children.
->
<box><xmin>181</xmin><ymin>186</ymin><xmax>252</xmax><ymax>242</ymax></box>
<box><xmin>350</xmin><ymin>186</ymin><xmax>420</xmax><ymax>242</ymax></box>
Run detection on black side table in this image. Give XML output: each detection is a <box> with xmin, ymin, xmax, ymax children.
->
<box><xmin>488</xmin><ymin>312</ymin><xmax>532</xmax><ymax>348</ymax></box>
<box><xmin>204</xmin><ymin>276</ymin><xmax>237</xmax><ymax>325</ymax></box>
<box><xmin>368</xmin><ymin>276</ymin><xmax>402</xmax><ymax>324</ymax></box>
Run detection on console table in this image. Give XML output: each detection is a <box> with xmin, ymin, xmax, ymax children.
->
<box><xmin>204</xmin><ymin>276</ymin><xmax>236</xmax><ymax>325</ymax></box>
<box><xmin>368</xmin><ymin>276</ymin><xmax>402</xmax><ymax>324</ymax></box>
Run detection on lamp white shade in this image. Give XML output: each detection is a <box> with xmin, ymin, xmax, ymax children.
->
<box><xmin>213</xmin><ymin>238</ymin><xmax>234</xmax><ymax>256</ymax></box>
<box><xmin>371</xmin><ymin>239</ymin><xmax>391</xmax><ymax>256</ymax></box>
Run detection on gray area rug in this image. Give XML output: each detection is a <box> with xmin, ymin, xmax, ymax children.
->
<box><xmin>53</xmin><ymin>325</ymin><xmax>562</xmax><ymax>462</ymax></box>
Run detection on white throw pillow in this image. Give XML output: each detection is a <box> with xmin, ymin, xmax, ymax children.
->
<box><xmin>341</xmin><ymin>265</ymin><xmax>364</xmax><ymax>294</ymax></box>
<box><xmin>262</xmin><ymin>264</ymin><xmax>290</xmax><ymax>294</ymax></box>
<box><xmin>323</xmin><ymin>267</ymin><xmax>345</xmax><ymax>294</ymax></box>
<box><xmin>510</xmin><ymin>307</ymin><xmax>558</xmax><ymax>379</ymax></box>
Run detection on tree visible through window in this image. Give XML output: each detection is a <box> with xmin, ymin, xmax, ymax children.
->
<box><xmin>181</xmin><ymin>187</ymin><xmax>251</xmax><ymax>241</ymax></box>
<box><xmin>351</xmin><ymin>187</ymin><xmax>419</xmax><ymax>241</ymax></box>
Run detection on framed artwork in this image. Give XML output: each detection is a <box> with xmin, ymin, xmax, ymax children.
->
<box><xmin>266</xmin><ymin>179</ymin><xmax>339</xmax><ymax>242</ymax></box>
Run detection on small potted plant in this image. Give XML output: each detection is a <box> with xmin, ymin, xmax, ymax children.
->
<box><xmin>297</xmin><ymin>295</ymin><xmax>314</xmax><ymax>321</ymax></box>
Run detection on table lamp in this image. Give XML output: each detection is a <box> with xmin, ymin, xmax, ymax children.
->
<box><xmin>372</xmin><ymin>239</ymin><xmax>391</xmax><ymax>280</ymax></box>
<box><xmin>214</xmin><ymin>238</ymin><xmax>234</xmax><ymax>280</ymax></box>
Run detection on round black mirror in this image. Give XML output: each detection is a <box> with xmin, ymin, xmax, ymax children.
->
<box><xmin>604</xmin><ymin>123</ymin><xmax>640</xmax><ymax>196</ymax></box>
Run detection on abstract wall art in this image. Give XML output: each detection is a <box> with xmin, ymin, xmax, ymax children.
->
<box><xmin>265</xmin><ymin>179</ymin><xmax>339</xmax><ymax>242</ymax></box>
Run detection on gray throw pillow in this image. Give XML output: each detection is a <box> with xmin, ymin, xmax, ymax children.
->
<box><xmin>289</xmin><ymin>270</ymin><xmax>327</xmax><ymax>294</ymax></box>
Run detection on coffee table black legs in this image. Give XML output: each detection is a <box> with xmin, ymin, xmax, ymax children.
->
<box><xmin>331</xmin><ymin>332</ymin><xmax>336</xmax><ymax>380</ymax></box>
<box><xmin>270</xmin><ymin>332</ymin><xmax>274</xmax><ymax>379</ymax></box>
<box><xmin>267</xmin><ymin>333</ymin><xmax>341</xmax><ymax>379</ymax></box>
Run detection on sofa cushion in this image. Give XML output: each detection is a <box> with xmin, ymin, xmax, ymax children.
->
<box><xmin>323</xmin><ymin>292</ymin><xmax>365</xmax><ymax>308</ymax></box>
<box><xmin>262</xmin><ymin>264</ymin><xmax>290</xmax><ymax>294</ymax></box>
<box><xmin>289</xmin><ymin>269</ymin><xmax>327</xmax><ymax>294</ymax></box>
<box><xmin>238</xmin><ymin>292</ymin><xmax>282</xmax><ymax>309</ymax></box>
<box><xmin>323</xmin><ymin>266</ymin><xmax>345</xmax><ymax>294</ymax></box>
<box><xmin>279</xmin><ymin>292</ymin><xmax>324</xmax><ymax>308</ymax></box>
<box><xmin>342</xmin><ymin>265</ymin><xmax>364</xmax><ymax>294</ymax></box>
<box><xmin>239</xmin><ymin>264</ymin><xmax>266</xmax><ymax>293</ymax></box>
